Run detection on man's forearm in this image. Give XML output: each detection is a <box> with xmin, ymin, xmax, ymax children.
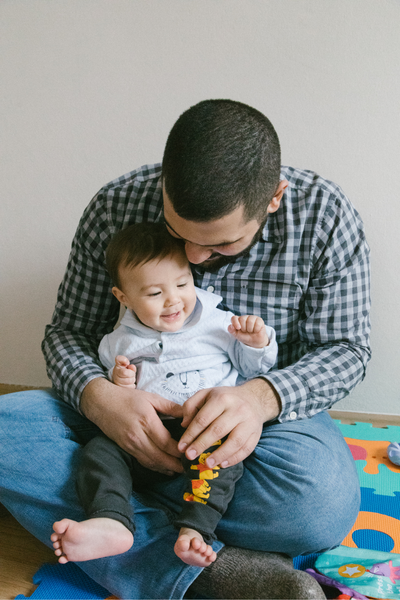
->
<box><xmin>240</xmin><ymin>377</ymin><xmax>282</xmax><ymax>423</ymax></box>
<box><xmin>42</xmin><ymin>324</ymin><xmax>108</xmax><ymax>412</ymax></box>
<box><xmin>80</xmin><ymin>377</ymin><xmax>114</xmax><ymax>425</ymax></box>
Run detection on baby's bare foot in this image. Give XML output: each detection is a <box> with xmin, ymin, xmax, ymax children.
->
<box><xmin>174</xmin><ymin>527</ymin><xmax>217</xmax><ymax>567</ymax></box>
<box><xmin>51</xmin><ymin>517</ymin><xmax>133</xmax><ymax>563</ymax></box>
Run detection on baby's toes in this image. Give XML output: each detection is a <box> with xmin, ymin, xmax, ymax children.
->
<box><xmin>58</xmin><ymin>554</ymin><xmax>69</xmax><ymax>564</ymax></box>
<box><xmin>190</xmin><ymin>536</ymin><xmax>202</xmax><ymax>550</ymax></box>
<box><xmin>198</xmin><ymin>540</ymin><xmax>209</xmax><ymax>555</ymax></box>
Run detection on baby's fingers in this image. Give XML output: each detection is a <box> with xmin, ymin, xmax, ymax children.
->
<box><xmin>230</xmin><ymin>315</ymin><xmax>241</xmax><ymax>331</ymax></box>
<box><xmin>115</xmin><ymin>367</ymin><xmax>135</xmax><ymax>379</ymax></box>
<box><xmin>238</xmin><ymin>315</ymin><xmax>256</xmax><ymax>333</ymax></box>
<box><xmin>252</xmin><ymin>317</ymin><xmax>265</xmax><ymax>333</ymax></box>
<box><xmin>115</xmin><ymin>355</ymin><xmax>130</xmax><ymax>367</ymax></box>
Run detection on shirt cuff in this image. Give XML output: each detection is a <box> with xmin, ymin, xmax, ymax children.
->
<box><xmin>60</xmin><ymin>364</ymin><xmax>107</xmax><ymax>413</ymax></box>
<box><xmin>262</xmin><ymin>368</ymin><xmax>310</xmax><ymax>423</ymax></box>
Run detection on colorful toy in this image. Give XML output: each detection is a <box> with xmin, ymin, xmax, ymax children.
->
<box><xmin>369</xmin><ymin>559</ymin><xmax>400</xmax><ymax>584</ymax></box>
<box><xmin>387</xmin><ymin>442</ymin><xmax>400</xmax><ymax>466</ymax></box>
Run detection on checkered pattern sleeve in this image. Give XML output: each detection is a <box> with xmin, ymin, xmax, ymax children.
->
<box><xmin>41</xmin><ymin>196</ymin><xmax>118</xmax><ymax>410</ymax></box>
<box><xmin>264</xmin><ymin>184</ymin><xmax>371</xmax><ymax>422</ymax></box>
<box><xmin>41</xmin><ymin>164</ymin><xmax>163</xmax><ymax>411</ymax></box>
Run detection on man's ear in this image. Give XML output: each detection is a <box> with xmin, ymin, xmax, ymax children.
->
<box><xmin>267</xmin><ymin>179</ymin><xmax>289</xmax><ymax>214</ymax></box>
<box><xmin>112</xmin><ymin>286</ymin><xmax>126</xmax><ymax>305</ymax></box>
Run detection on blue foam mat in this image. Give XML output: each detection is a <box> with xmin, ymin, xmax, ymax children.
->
<box><xmin>14</xmin><ymin>563</ymin><xmax>111</xmax><ymax>600</ymax></box>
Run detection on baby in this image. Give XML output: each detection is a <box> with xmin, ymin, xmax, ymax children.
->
<box><xmin>51</xmin><ymin>222</ymin><xmax>277</xmax><ymax>567</ymax></box>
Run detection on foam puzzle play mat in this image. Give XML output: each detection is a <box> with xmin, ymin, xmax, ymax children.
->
<box><xmin>14</xmin><ymin>421</ymin><xmax>400</xmax><ymax>600</ymax></box>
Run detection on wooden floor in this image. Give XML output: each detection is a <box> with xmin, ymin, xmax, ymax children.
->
<box><xmin>0</xmin><ymin>505</ymin><xmax>58</xmax><ymax>599</ymax></box>
<box><xmin>0</xmin><ymin>384</ymin><xmax>399</xmax><ymax>599</ymax></box>
<box><xmin>0</xmin><ymin>385</ymin><xmax>58</xmax><ymax>599</ymax></box>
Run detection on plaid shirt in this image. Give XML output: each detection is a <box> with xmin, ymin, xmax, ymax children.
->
<box><xmin>42</xmin><ymin>164</ymin><xmax>371</xmax><ymax>422</ymax></box>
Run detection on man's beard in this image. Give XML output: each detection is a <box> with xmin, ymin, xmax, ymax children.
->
<box><xmin>192</xmin><ymin>216</ymin><xmax>267</xmax><ymax>273</ymax></box>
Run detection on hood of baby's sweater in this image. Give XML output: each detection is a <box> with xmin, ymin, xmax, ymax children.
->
<box><xmin>119</xmin><ymin>286</ymin><xmax>223</xmax><ymax>335</ymax></box>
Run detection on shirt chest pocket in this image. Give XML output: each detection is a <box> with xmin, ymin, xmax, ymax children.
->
<box><xmin>232</xmin><ymin>278</ymin><xmax>303</xmax><ymax>344</ymax></box>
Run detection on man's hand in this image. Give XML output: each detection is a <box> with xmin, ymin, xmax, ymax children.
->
<box><xmin>112</xmin><ymin>355</ymin><xmax>137</xmax><ymax>389</ymax></box>
<box><xmin>80</xmin><ymin>378</ymin><xmax>184</xmax><ymax>475</ymax></box>
<box><xmin>228</xmin><ymin>315</ymin><xmax>270</xmax><ymax>348</ymax></box>
<box><xmin>178</xmin><ymin>378</ymin><xmax>281</xmax><ymax>468</ymax></box>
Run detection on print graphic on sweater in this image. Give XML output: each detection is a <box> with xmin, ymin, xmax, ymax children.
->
<box><xmin>161</xmin><ymin>370</ymin><xmax>206</xmax><ymax>400</ymax></box>
<box><xmin>184</xmin><ymin>441</ymin><xmax>222</xmax><ymax>505</ymax></box>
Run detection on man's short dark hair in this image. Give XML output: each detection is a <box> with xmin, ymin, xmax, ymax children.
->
<box><xmin>162</xmin><ymin>99</ymin><xmax>281</xmax><ymax>223</ymax></box>
<box><xmin>106</xmin><ymin>222</ymin><xmax>186</xmax><ymax>289</ymax></box>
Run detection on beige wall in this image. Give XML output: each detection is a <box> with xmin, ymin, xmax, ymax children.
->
<box><xmin>1</xmin><ymin>0</ymin><xmax>399</xmax><ymax>414</ymax></box>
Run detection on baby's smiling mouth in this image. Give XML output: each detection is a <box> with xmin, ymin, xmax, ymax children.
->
<box><xmin>161</xmin><ymin>311</ymin><xmax>181</xmax><ymax>321</ymax></box>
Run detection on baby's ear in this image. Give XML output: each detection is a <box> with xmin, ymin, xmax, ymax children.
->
<box><xmin>112</xmin><ymin>286</ymin><xmax>126</xmax><ymax>305</ymax></box>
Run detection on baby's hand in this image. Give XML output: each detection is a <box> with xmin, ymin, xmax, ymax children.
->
<box><xmin>112</xmin><ymin>355</ymin><xmax>137</xmax><ymax>389</ymax></box>
<box><xmin>228</xmin><ymin>315</ymin><xmax>270</xmax><ymax>348</ymax></box>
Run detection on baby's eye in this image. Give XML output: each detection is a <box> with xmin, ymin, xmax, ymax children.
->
<box><xmin>177</xmin><ymin>283</ymin><xmax>187</xmax><ymax>288</ymax></box>
<box><xmin>148</xmin><ymin>291</ymin><xmax>161</xmax><ymax>297</ymax></box>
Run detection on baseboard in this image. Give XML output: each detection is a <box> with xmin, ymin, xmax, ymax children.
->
<box><xmin>0</xmin><ymin>383</ymin><xmax>47</xmax><ymax>396</ymax></box>
<box><xmin>328</xmin><ymin>409</ymin><xmax>400</xmax><ymax>427</ymax></box>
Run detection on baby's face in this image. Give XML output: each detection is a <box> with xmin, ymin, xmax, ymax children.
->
<box><xmin>116</xmin><ymin>251</ymin><xmax>197</xmax><ymax>333</ymax></box>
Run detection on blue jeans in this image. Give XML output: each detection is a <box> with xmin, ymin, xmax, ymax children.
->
<box><xmin>0</xmin><ymin>389</ymin><xmax>360</xmax><ymax>599</ymax></box>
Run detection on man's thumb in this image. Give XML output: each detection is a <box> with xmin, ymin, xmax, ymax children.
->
<box><xmin>153</xmin><ymin>396</ymin><xmax>183</xmax><ymax>419</ymax></box>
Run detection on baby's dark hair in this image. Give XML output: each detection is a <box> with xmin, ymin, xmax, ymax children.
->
<box><xmin>106</xmin><ymin>222</ymin><xmax>186</xmax><ymax>289</ymax></box>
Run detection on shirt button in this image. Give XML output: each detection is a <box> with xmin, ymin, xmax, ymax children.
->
<box><xmin>289</xmin><ymin>411</ymin><xmax>297</xmax><ymax>420</ymax></box>
<box><xmin>207</xmin><ymin>286</ymin><xmax>215</xmax><ymax>293</ymax></box>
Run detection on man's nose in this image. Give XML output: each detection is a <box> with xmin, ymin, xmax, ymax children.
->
<box><xmin>184</xmin><ymin>242</ymin><xmax>213</xmax><ymax>264</ymax></box>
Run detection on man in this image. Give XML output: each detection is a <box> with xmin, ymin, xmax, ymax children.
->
<box><xmin>0</xmin><ymin>100</ymin><xmax>370</xmax><ymax>599</ymax></box>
